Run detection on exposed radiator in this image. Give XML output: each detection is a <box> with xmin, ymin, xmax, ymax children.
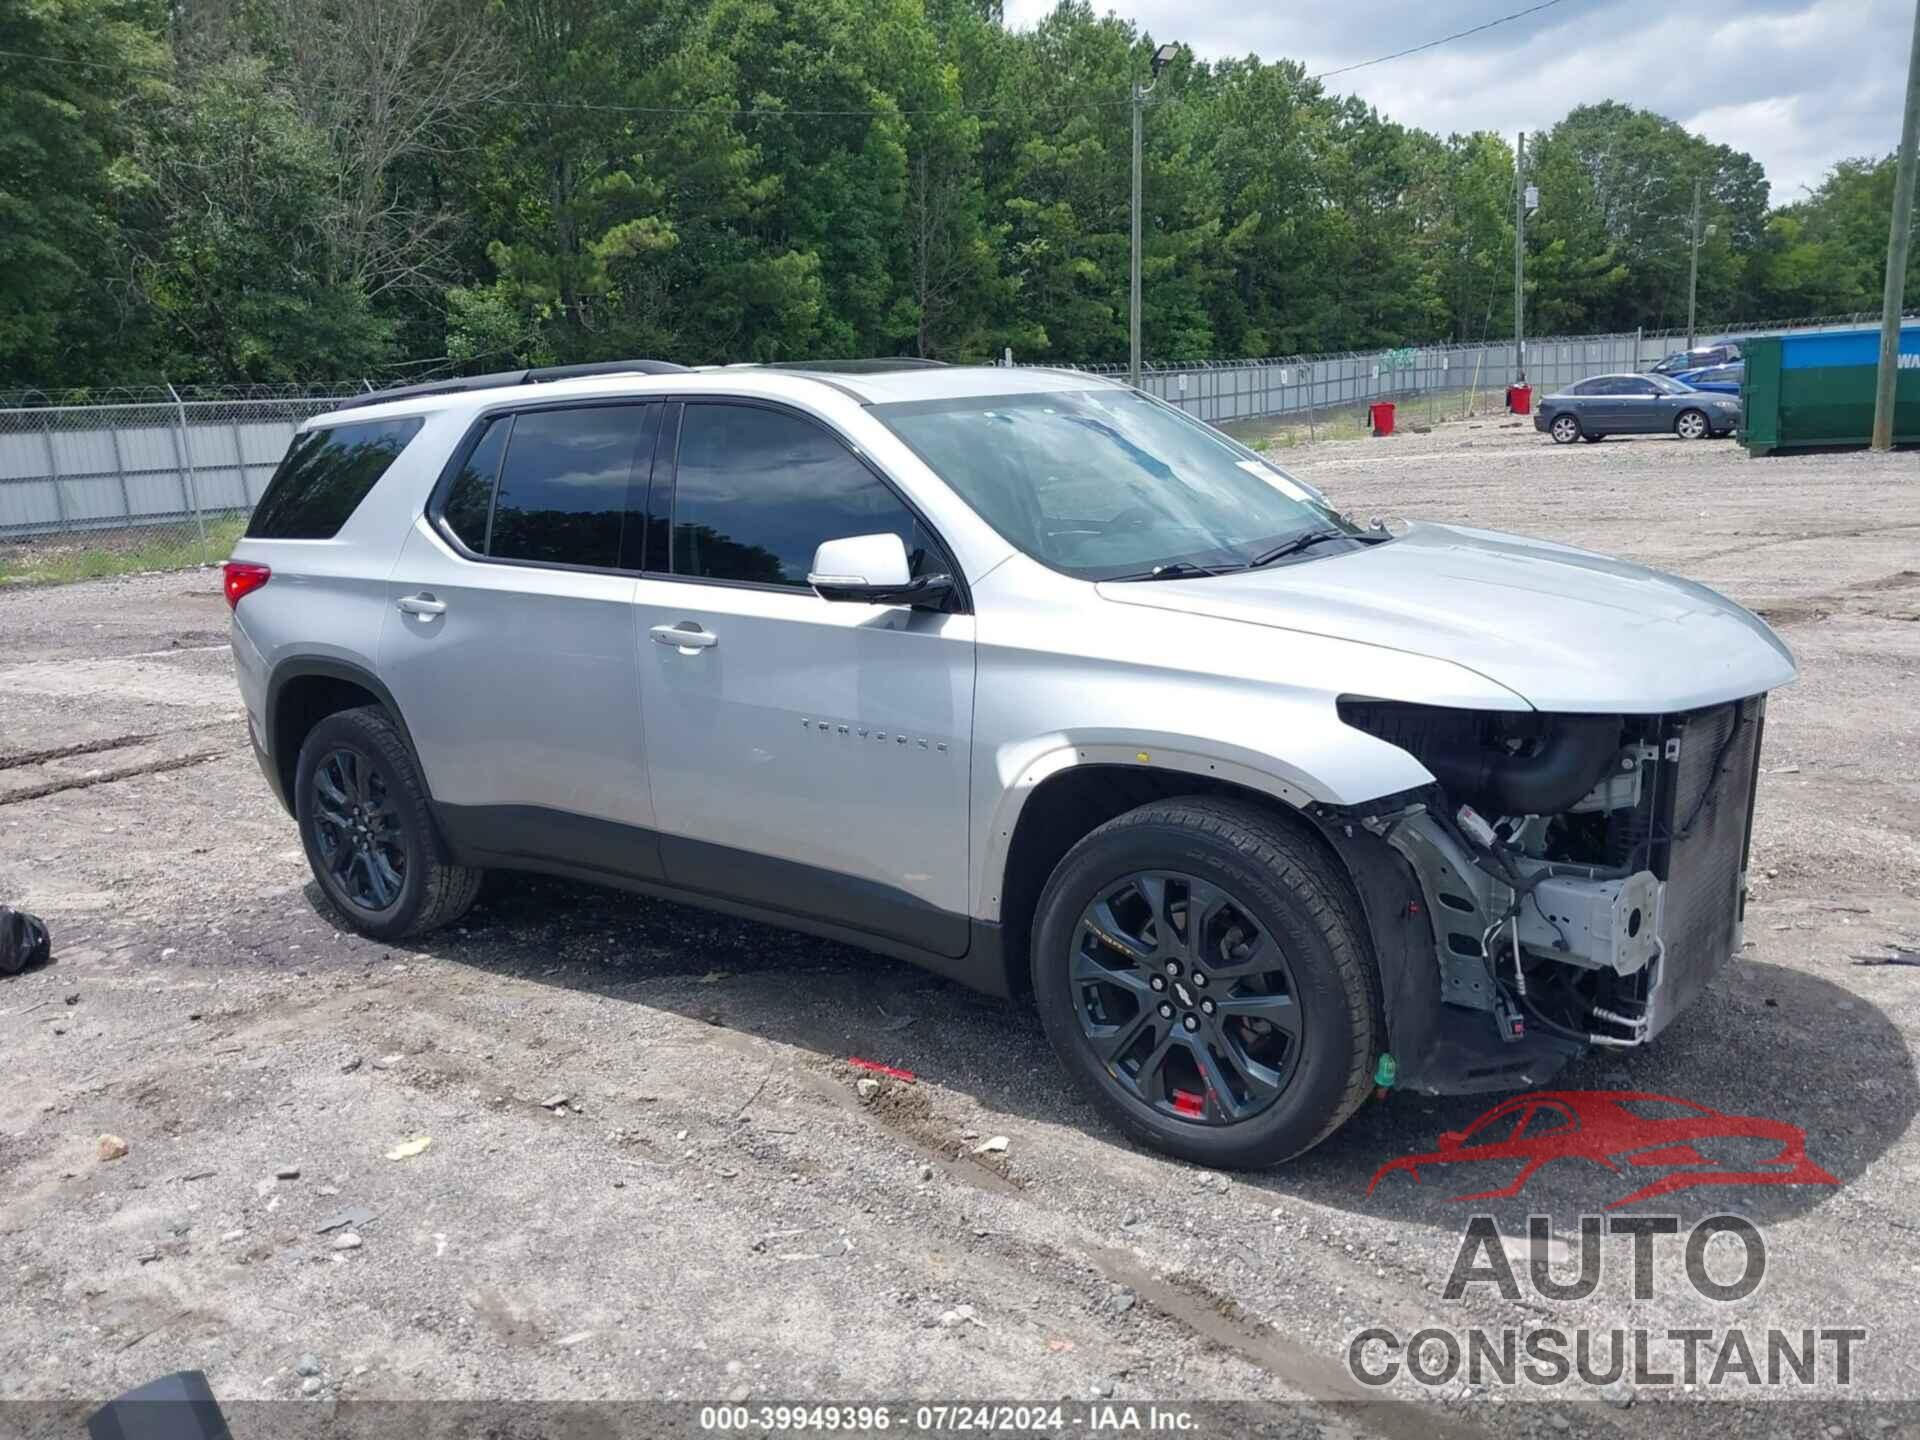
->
<box><xmin>1651</xmin><ymin>696</ymin><xmax>1765</xmax><ymax>1031</ymax></box>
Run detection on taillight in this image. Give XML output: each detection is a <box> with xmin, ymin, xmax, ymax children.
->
<box><xmin>223</xmin><ymin>561</ymin><xmax>271</xmax><ymax>609</ymax></box>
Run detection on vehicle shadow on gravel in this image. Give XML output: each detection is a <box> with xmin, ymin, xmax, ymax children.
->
<box><xmin>386</xmin><ymin>875</ymin><xmax>1906</xmax><ymax>1234</ymax></box>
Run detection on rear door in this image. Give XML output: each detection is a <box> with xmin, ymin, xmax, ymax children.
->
<box><xmin>377</xmin><ymin>401</ymin><xmax>666</xmax><ymax>877</ymax></box>
<box><xmin>631</xmin><ymin>399</ymin><xmax>976</xmax><ymax>955</ymax></box>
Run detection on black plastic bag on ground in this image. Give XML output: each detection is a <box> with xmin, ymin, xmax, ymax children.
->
<box><xmin>0</xmin><ymin>906</ymin><xmax>51</xmax><ymax>976</ymax></box>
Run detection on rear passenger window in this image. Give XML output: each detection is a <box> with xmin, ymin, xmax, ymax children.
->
<box><xmin>442</xmin><ymin>417</ymin><xmax>508</xmax><ymax>552</ymax></box>
<box><xmin>435</xmin><ymin>406</ymin><xmax>653</xmax><ymax>570</ymax></box>
<box><xmin>490</xmin><ymin>407</ymin><xmax>648</xmax><ymax>569</ymax></box>
<box><xmin>248</xmin><ymin>417</ymin><xmax>423</xmax><ymax>539</ymax></box>
<box><xmin>669</xmin><ymin>404</ymin><xmax>936</xmax><ymax>588</ymax></box>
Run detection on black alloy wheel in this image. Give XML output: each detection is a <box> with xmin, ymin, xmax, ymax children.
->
<box><xmin>1072</xmin><ymin>870</ymin><xmax>1302</xmax><ymax>1125</ymax></box>
<box><xmin>1031</xmin><ymin>797</ymin><xmax>1380</xmax><ymax>1168</ymax></box>
<box><xmin>293</xmin><ymin>705</ymin><xmax>483</xmax><ymax>940</ymax></box>
<box><xmin>310</xmin><ymin>746</ymin><xmax>407</xmax><ymax>911</ymax></box>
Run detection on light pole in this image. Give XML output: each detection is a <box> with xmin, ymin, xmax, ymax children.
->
<box><xmin>1872</xmin><ymin>0</ymin><xmax>1920</xmax><ymax>451</ymax></box>
<box><xmin>1513</xmin><ymin>133</ymin><xmax>1536</xmax><ymax>385</ymax></box>
<box><xmin>1685</xmin><ymin>178</ymin><xmax>1717</xmax><ymax>352</ymax></box>
<box><xmin>1131</xmin><ymin>41</ymin><xmax>1179</xmax><ymax>388</ymax></box>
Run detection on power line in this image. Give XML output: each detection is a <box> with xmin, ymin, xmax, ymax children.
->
<box><xmin>1312</xmin><ymin>0</ymin><xmax>1576</xmax><ymax>80</ymax></box>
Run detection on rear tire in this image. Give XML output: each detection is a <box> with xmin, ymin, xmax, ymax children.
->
<box><xmin>1549</xmin><ymin>414</ymin><xmax>1582</xmax><ymax>444</ymax></box>
<box><xmin>1030</xmin><ymin>797</ymin><xmax>1380</xmax><ymax>1169</ymax></box>
<box><xmin>295</xmin><ymin>706</ymin><xmax>482</xmax><ymax>941</ymax></box>
<box><xmin>1675</xmin><ymin>408</ymin><xmax>1709</xmax><ymax>440</ymax></box>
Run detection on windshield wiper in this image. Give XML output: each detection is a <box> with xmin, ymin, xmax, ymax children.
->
<box><xmin>1105</xmin><ymin>559</ymin><xmax>1240</xmax><ymax>582</ymax></box>
<box><xmin>1246</xmin><ymin>528</ymin><xmax>1383</xmax><ymax>569</ymax></box>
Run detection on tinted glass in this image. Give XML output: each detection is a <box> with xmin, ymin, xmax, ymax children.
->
<box><xmin>670</xmin><ymin>404</ymin><xmax>934</xmax><ymax>587</ymax></box>
<box><xmin>248</xmin><ymin>417</ymin><xmax>423</xmax><ymax>539</ymax></box>
<box><xmin>441</xmin><ymin>416</ymin><xmax>509</xmax><ymax>552</ymax></box>
<box><xmin>1572</xmin><ymin>379</ymin><xmax>1609</xmax><ymax>396</ymax></box>
<box><xmin>490</xmin><ymin>406</ymin><xmax>648</xmax><ymax>569</ymax></box>
<box><xmin>877</xmin><ymin>389</ymin><xmax>1350</xmax><ymax>580</ymax></box>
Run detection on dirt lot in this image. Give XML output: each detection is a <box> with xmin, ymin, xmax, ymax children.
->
<box><xmin>2</xmin><ymin>420</ymin><xmax>1917</xmax><ymax>1434</ymax></box>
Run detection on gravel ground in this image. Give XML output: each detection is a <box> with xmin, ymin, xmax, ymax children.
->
<box><xmin>1</xmin><ymin>420</ymin><xmax>1917</xmax><ymax>1435</ymax></box>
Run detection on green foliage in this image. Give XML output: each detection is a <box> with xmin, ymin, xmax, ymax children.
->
<box><xmin>0</xmin><ymin>0</ymin><xmax>168</xmax><ymax>383</ymax></box>
<box><xmin>1748</xmin><ymin>156</ymin><xmax>1920</xmax><ymax>318</ymax></box>
<box><xmin>2</xmin><ymin>0</ymin><xmax>1913</xmax><ymax>391</ymax></box>
<box><xmin>127</xmin><ymin>58</ymin><xmax>395</xmax><ymax>382</ymax></box>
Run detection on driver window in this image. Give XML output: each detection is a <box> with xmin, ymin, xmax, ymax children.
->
<box><xmin>669</xmin><ymin>403</ymin><xmax>937</xmax><ymax>588</ymax></box>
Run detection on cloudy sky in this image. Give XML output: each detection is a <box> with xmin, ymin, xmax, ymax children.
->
<box><xmin>1003</xmin><ymin>0</ymin><xmax>1917</xmax><ymax>202</ymax></box>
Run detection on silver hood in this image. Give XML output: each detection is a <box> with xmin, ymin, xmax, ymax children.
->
<box><xmin>1098</xmin><ymin>521</ymin><xmax>1797</xmax><ymax>713</ymax></box>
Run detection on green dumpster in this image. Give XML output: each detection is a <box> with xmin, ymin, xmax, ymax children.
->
<box><xmin>1740</xmin><ymin>323</ymin><xmax>1920</xmax><ymax>455</ymax></box>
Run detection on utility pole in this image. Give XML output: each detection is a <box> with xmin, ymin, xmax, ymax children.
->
<box><xmin>1686</xmin><ymin>176</ymin><xmax>1704</xmax><ymax>352</ymax></box>
<box><xmin>1129</xmin><ymin>43</ymin><xmax>1180</xmax><ymax>388</ymax></box>
<box><xmin>1872</xmin><ymin>0</ymin><xmax>1920</xmax><ymax>451</ymax></box>
<box><xmin>1513</xmin><ymin>132</ymin><xmax>1526</xmax><ymax>383</ymax></box>
<box><xmin>1130</xmin><ymin>81</ymin><xmax>1144</xmax><ymax>388</ymax></box>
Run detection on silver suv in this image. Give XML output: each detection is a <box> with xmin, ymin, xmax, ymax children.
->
<box><xmin>226</xmin><ymin>360</ymin><xmax>1796</xmax><ymax>1168</ymax></box>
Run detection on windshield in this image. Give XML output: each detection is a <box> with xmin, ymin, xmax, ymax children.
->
<box><xmin>1646</xmin><ymin>373</ymin><xmax>1692</xmax><ymax>395</ymax></box>
<box><xmin>873</xmin><ymin>389</ymin><xmax>1361</xmax><ymax>580</ymax></box>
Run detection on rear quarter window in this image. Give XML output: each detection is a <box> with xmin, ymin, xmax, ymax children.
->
<box><xmin>247</xmin><ymin>416</ymin><xmax>425</xmax><ymax>539</ymax></box>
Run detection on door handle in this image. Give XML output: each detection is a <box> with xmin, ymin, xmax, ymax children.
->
<box><xmin>651</xmin><ymin>622</ymin><xmax>718</xmax><ymax>651</ymax></box>
<box><xmin>396</xmin><ymin>594</ymin><xmax>447</xmax><ymax>617</ymax></box>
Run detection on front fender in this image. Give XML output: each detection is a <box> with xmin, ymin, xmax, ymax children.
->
<box><xmin>971</xmin><ymin>713</ymin><xmax>1441</xmax><ymax>923</ymax></box>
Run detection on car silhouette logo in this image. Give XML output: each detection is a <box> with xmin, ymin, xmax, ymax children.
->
<box><xmin>1366</xmin><ymin>1090</ymin><xmax>1839</xmax><ymax>1209</ymax></box>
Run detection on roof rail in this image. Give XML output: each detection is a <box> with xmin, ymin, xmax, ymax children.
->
<box><xmin>765</xmin><ymin>358</ymin><xmax>950</xmax><ymax>374</ymax></box>
<box><xmin>331</xmin><ymin>358</ymin><xmax>690</xmax><ymax>412</ymax></box>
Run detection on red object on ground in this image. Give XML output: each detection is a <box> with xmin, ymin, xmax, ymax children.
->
<box><xmin>848</xmin><ymin>1057</ymin><xmax>917</xmax><ymax>1083</ymax></box>
<box><xmin>1368</xmin><ymin>401</ymin><xmax>1396</xmax><ymax>437</ymax></box>
<box><xmin>1365</xmin><ymin>1089</ymin><xmax>1839</xmax><ymax>1210</ymax></box>
<box><xmin>1506</xmin><ymin>383</ymin><xmax>1533</xmax><ymax>415</ymax></box>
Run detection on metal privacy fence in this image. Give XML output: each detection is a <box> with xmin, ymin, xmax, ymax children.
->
<box><xmin>1035</xmin><ymin>311</ymin><xmax>1919</xmax><ymax>429</ymax></box>
<box><xmin>0</xmin><ymin>388</ymin><xmax>360</xmax><ymax>579</ymax></box>
<box><xmin>2</xmin><ymin>311</ymin><xmax>1910</xmax><ymax>569</ymax></box>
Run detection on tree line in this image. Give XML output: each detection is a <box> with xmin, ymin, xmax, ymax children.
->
<box><xmin>3</xmin><ymin>0</ymin><xmax>1915</xmax><ymax>389</ymax></box>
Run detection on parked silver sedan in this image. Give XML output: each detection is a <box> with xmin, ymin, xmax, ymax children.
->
<box><xmin>1534</xmin><ymin>372</ymin><xmax>1741</xmax><ymax>444</ymax></box>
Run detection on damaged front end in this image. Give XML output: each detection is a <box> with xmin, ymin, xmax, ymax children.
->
<box><xmin>1323</xmin><ymin>695</ymin><xmax>1767</xmax><ymax>1095</ymax></box>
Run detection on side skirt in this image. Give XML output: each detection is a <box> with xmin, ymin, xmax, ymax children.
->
<box><xmin>432</xmin><ymin>802</ymin><xmax>1008</xmax><ymax>999</ymax></box>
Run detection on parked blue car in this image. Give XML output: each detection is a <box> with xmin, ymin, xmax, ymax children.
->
<box><xmin>1650</xmin><ymin>343</ymin><xmax>1741</xmax><ymax>376</ymax></box>
<box><xmin>1672</xmin><ymin>361</ymin><xmax>1744</xmax><ymax>395</ymax></box>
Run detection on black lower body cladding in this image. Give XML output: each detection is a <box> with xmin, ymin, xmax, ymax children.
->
<box><xmin>1337</xmin><ymin>700</ymin><xmax>1622</xmax><ymax>817</ymax></box>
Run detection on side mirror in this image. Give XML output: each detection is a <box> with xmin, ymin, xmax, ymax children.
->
<box><xmin>808</xmin><ymin>533</ymin><xmax>953</xmax><ymax>608</ymax></box>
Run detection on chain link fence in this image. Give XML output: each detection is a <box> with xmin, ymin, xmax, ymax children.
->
<box><xmin>2</xmin><ymin>310</ymin><xmax>1909</xmax><ymax>585</ymax></box>
<box><xmin>0</xmin><ymin>385</ymin><xmax>362</xmax><ymax>584</ymax></box>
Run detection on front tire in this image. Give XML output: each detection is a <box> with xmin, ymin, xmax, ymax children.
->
<box><xmin>295</xmin><ymin>706</ymin><xmax>482</xmax><ymax>941</ymax></box>
<box><xmin>1549</xmin><ymin>414</ymin><xmax>1582</xmax><ymax>444</ymax></box>
<box><xmin>1675</xmin><ymin>408</ymin><xmax>1709</xmax><ymax>440</ymax></box>
<box><xmin>1030</xmin><ymin>798</ymin><xmax>1380</xmax><ymax>1168</ymax></box>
